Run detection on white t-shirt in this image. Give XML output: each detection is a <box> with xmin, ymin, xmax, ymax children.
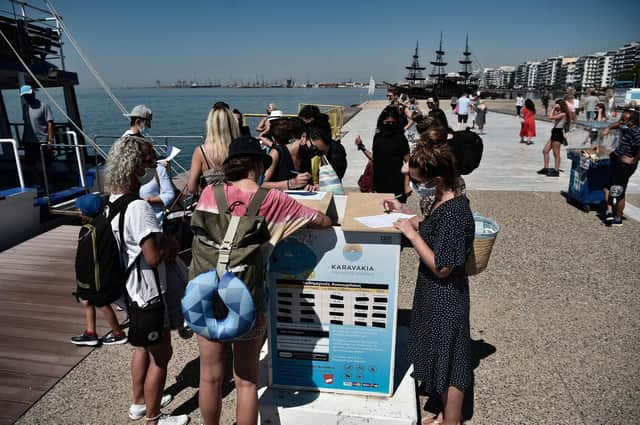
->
<box><xmin>108</xmin><ymin>195</ymin><xmax>167</xmax><ymax>307</ymax></box>
<box><xmin>515</xmin><ymin>96</ymin><xmax>524</xmax><ymax>106</ymax></box>
<box><xmin>457</xmin><ymin>96</ymin><xmax>471</xmax><ymax>115</ymax></box>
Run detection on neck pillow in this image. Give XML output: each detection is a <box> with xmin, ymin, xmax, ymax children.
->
<box><xmin>181</xmin><ymin>270</ymin><xmax>256</xmax><ymax>341</ymax></box>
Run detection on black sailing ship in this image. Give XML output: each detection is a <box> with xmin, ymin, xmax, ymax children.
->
<box><xmin>388</xmin><ymin>33</ymin><xmax>479</xmax><ymax>100</ymax></box>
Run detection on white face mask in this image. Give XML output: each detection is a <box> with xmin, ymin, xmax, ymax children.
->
<box><xmin>137</xmin><ymin>167</ymin><xmax>155</xmax><ymax>185</ymax></box>
<box><xmin>410</xmin><ymin>180</ymin><xmax>436</xmax><ymax>199</ymax></box>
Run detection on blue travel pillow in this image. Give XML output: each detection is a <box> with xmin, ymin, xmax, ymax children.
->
<box><xmin>181</xmin><ymin>270</ymin><xmax>256</xmax><ymax>341</ymax></box>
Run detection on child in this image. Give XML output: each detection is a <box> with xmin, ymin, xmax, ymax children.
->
<box><xmin>70</xmin><ymin>194</ymin><xmax>127</xmax><ymax>346</ymax></box>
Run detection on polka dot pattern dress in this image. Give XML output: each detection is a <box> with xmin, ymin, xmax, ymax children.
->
<box><xmin>407</xmin><ymin>195</ymin><xmax>475</xmax><ymax>396</ymax></box>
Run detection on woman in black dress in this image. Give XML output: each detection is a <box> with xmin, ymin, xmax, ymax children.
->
<box><xmin>393</xmin><ymin>142</ymin><xmax>475</xmax><ymax>425</ymax></box>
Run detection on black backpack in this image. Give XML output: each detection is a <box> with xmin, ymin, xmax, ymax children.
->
<box><xmin>448</xmin><ymin>129</ymin><xmax>484</xmax><ymax>175</ymax></box>
<box><xmin>74</xmin><ymin>194</ymin><xmax>139</xmax><ymax>307</ymax></box>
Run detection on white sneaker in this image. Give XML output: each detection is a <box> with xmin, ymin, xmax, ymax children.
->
<box><xmin>153</xmin><ymin>414</ymin><xmax>189</xmax><ymax>425</ymax></box>
<box><xmin>128</xmin><ymin>394</ymin><xmax>173</xmax><ymax>420</ymax></box>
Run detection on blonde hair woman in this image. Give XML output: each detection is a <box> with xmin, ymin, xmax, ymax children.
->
<box><xmin>187</xmin><ymin>101</ymin><xmax>240</xmax><ymax>193</ymax></box>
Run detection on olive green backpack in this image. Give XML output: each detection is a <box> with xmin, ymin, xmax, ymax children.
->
<box><xmin>189</xmin><ymin>185</ymin><xmax>271</xmax><ymax>311</ymax></box>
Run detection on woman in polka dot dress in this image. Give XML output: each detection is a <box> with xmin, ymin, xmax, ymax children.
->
<box><xmin>393</xmin><ymin>142</ymin><xmax>475</xmax><ymax>425</ymax></box>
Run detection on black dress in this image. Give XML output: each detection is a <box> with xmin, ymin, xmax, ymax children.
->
<box><xmin>372</xmin><ymin>130</ymin><xmax>409</xmax><ymax>196</ymax></box>
<box><xmin>407</xmin><ymin>195</ymin><xmax>475</xmax><ymax>395</ymax></box>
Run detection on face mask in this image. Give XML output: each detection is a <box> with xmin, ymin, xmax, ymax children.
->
<box><xmin>382</xmin><ymin>122</ymin><xmax>397</xmax><ymax>133</ymax></box>
<box><xmin>257</xmin><ymin>174</ymin><xmax>265</xmax><ymax>186</ymax></box>
<box><xmin>620</xmin><ymin>124</ymin><xmax>629</xmax><ymax>130</ymax></box>
<box><xmin>410</xmin><ymin>180</ymin><xmax>435</xmax><ymax>199</ymax></box>
<box><xmin>137</xmin><ymin>167</ymin><xmax>155</xmax><ymax>185</ymax></box>
<box><xmin>140</xmin><ymin>126</ymin><xmax>150</xmax><ymax>136</ymax></box>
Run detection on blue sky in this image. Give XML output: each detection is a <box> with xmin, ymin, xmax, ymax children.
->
<box><xmin>50</xmin><ymin>0</ymin><xmax>639</xmax><ymax>87</ymax></box>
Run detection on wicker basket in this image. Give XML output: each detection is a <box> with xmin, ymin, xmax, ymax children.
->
<box><xmin>465</xmin><ymin>215</ymin><xmax>500</xmax><ymax>276</ymax></box>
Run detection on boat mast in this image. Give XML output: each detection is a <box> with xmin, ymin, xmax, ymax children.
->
<box><xmin>405</xmin><ymin>41</ymin><xmax>426</xmax><ymax>86</ymax></box>
<box><xmin>429</xmin><ymin>32</ymin><xmax>447</xmax><ymax>88</ymax></box>
<box><xmin>459</xmin><ymin>34</ymin><xmax>472</xmax><ymax>84</ymax></box>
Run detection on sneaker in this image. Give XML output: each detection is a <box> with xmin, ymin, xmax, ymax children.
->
<box><xmin>546</xmin><ymin>169</ymin><xmax>559</xmax><ymax>177</ymax></box>
<box><xmin>102</xmin><ymin>332</ymin><xmax>128</xmax><ymax>345</ymax></box>
<box><xmin>152</xmin><ymin>414</ymin><xmax>189</xmax><ymax>425</ymax></box>
<box><xmin>178</xmin><ymin>325</ymin><xmax>194</xmax><ymax>340</ymax></box>
<box><xmin>605</xmin><ymin>212</ymin><xmax>614</xmax><ymax>222</ymax></box>
<box><xmin>70</xmin><ymin>331</ymin><xmax>99</xmax><ymax>346</ymax></box>
<box><xmin>128</xmin><ymin>394</ymin><xmax>173</xmax><ymax>420</ymax></box>
<box><xmin>611</xmin><ymin>219</ymin><xmax>623</xmax><ymax>227</ymax></box>
<box><xmin>537</xmin><ymin>168</ymin><xmax>548</xmax><ymax>175</ymax></box>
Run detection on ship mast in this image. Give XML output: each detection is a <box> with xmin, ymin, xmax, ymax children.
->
<box><xmin>429</xmin><ymin>31</ymin><xmax>447</xmax><ymax>88</ymax></box>
<box><xmin>459</xmin><ymin>34</ymin><xmax>472</xmax><ymax>84</ymax></box>
<box><xmin>405</xmin><ymin>41</ymin><xmax>426</xmax><ymax>85</ymax></box>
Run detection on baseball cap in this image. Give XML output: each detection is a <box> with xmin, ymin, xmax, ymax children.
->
<box><xmin>19</xmin><ymin>85</ymin><xmax>33</xmax><ymax>96</ymax></box>
<box><xmin>125</xmin><ymin>104</ymin><xmax>152</xmax><ymax>120</ymax></box>
<box><xmin>76</xmin><ymin>194</ymin><xmax>104</xmax><ymax>217</ymax></box>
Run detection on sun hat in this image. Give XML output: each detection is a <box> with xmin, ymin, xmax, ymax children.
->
<box><xmin>267</xmin><ymin>110</ymin><xmax>283</xmax><ymax>121</ymax></box>
<box><xmin>224</xmin><ymin>136</ymin><xmax>272</xmax><ymax>169</ymax></box>
<box><xmin>76</xmin><ymin>193</ymin><xmax>104</xmax><ymax>217</ymax></box>
<box><xmin>19</xmin><ymin>85</ymin><xmax>33</xmax><ymax>96</ymax></box>
<box><xmin>125</xmin><ymin>104</ymin><xmax>152</xmax><ymax>120</ymax></box>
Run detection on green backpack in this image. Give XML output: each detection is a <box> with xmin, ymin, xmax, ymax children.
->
<box><xmin>189</xmin><ymin>185</ymin><xmax>271</xmax><ymax>311</ymax></box>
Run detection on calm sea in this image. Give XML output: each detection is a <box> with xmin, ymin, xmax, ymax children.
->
<box><xmin>5</xmin><ymin>87</ymin><xmax>384</xmax><ymax>169</ymax></box>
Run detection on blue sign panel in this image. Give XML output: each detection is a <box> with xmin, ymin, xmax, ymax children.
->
<box><xmin>268</xmin><ymin>228</ymin><xmax>400</xmax><ymax>396</ymax></box>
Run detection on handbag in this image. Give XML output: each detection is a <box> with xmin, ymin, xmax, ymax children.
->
<box><xmin>454</xmin><ymin>103</ymin><xmax>459</xmax><ymax>114</ymax></box>
<box><xmin>318</xmin><ymin>155</ymin><xmax>345</xmax><ymax>195</ymax></box>
<box><xmin>127</xmin><ymin>267</ymin><xmax>166</xmax><ymax>347</ymax></box>
<box><xmin>358</xmin><ymin>160</ymin><xmax>374</xmax><ymax>192</ymax></box>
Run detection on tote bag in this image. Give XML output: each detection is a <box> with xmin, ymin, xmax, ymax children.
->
<box><xmin>318</xmin><ymin>155</ymin><xmax>345</xmax><ymax>195</ymax></box>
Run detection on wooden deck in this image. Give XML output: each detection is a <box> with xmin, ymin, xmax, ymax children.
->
<box><xmin>0</xmin><ymin>225</ymin><xmax>116</xmax><ymax>424</ymax></box>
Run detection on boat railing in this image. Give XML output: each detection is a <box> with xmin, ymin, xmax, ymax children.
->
<box><xmin>92</xmin><ymin>134</ymin><xmax>201</xmax><ymax>177</ymax></box>
<box><xmin>0</xmin><ymin>138</ymin><xmax>25</xmax><ymax>190</ymax></box>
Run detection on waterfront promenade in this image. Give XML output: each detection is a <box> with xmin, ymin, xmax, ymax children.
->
<box><xmin>13</xmin><ymin>102</ymin><xmax>640</xmax><ymax>424</ymax></box>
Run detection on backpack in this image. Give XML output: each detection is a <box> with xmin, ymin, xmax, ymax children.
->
<box><xmin>74</xmin><ymin>194</ymin><xmax>139</xmax><ymax>307</ymax></box>
<box><xmin>448</xmin><ymin>129</ymin><xmax>484</xmax><ymax>175</ymax></box>
<box><xmin>188</xmin><ymin>185</ymin><xmax>272</xmax><ymax>312</ymax></box>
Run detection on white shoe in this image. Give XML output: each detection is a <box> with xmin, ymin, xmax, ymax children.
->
<box><xmin>148</xmin><ymin>414</ymin><xmax>189</xmax><ymax>425</ymax></box>
<box><xmin>128</xmin><ymin>394</ymin><xmax>173</xmax><ymax>420</ymax></box>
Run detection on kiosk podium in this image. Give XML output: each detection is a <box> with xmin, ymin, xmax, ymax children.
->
<box><xmin>258</xmin><ymin>193</ymin><xmax>418</xmax><ymax>424</ymax></box>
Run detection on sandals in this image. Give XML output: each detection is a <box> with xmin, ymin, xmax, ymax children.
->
<box><xmin>422</xmin><ymin>416</ymin><xmax>443</xmax><ymax>425</ymax></box>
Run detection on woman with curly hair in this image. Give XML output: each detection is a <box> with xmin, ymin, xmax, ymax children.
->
<box><xmin>106</xmin><ymin>136</ymin><xmax>186</xmax><ymax>425</ymax></box>
<box><xmin>188</xmin><ymin>101</ymin><xmax>240</xmax><ymax>193</ymax></box>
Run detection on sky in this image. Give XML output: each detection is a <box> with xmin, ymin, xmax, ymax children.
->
<box><xmin>43</xmin><ymin>0</ymin><xmax>640</xmax><ymax>87</ymax></box>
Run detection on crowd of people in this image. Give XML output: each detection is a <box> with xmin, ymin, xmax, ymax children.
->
<box><xmin>60</xmin><ymin>80</ymin><xmax>639</xmax><ymax>425</ymax></box>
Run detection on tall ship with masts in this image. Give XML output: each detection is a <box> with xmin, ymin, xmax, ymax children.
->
<box><xmin>390</xmin><ymin>33</ymin><xmax>479</xmax><ymax>100</ymax></box>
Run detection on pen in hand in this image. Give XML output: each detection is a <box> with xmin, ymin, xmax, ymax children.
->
<box><xmin>384</xmin><ymin>194</ymin><xmax>404</xmax><ymax>213</ymax></box>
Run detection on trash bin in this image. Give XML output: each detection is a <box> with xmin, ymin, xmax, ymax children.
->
<box><xmin>566</xmin><ymin>149</ymin><xmax>611</xmax><ymax>212</ymax></box>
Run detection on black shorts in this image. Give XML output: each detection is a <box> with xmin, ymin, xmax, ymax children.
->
<box><xmin>550</xmin><ymin>128</ymin><xmax>565</xmax><ymax>143</ymax></box>
<box><xmin>457</xmin><ymin>114</ymin><xmax>468</xmax><ymax>123</ymax></box>
<box><xmin>606</xmin><ymin>158</ymin><xmax>638</xmax><ymax>199</ymax></box>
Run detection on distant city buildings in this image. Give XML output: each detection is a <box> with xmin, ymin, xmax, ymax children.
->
<box><xmin>480</xmin><ymin>41</ymin><xmax>640</xmax><ymax>91</ymax></box>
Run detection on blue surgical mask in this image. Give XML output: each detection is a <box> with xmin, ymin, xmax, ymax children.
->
<box><xmin>257</xmin><ymin>174</ymin><xmax>265</xmax><ymax>186</ymax></box>
<box><xmin>140</xmin><ymin>126</ymin><xmax>151</xmax><ymax>136</ymax></box>
<box><xmin>620</xmin><ymin>124</ymin><xmax>629</xmax><ymax>130</ymax></box>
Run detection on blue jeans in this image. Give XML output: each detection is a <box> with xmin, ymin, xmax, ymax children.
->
<box><xmin>586</xmin><ymin>111</ymin><xmax>596</xmax><ymax>121</ymax></box>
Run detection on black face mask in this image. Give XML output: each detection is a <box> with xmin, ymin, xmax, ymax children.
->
<box><xmin>300</xmin><ymin>143</ymin><xmax>323</xmax><ymax>159</ymax></box>
<box><xmin>381</xmin><ymin>122</ymin><xmax>397</xmax><ymax>134</ymax></box>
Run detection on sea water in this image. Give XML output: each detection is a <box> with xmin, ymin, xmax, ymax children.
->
<box><xmin>4</xmin><ymin>87</ymin><xmax>385</xmax><ymax>169</ymax></box>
